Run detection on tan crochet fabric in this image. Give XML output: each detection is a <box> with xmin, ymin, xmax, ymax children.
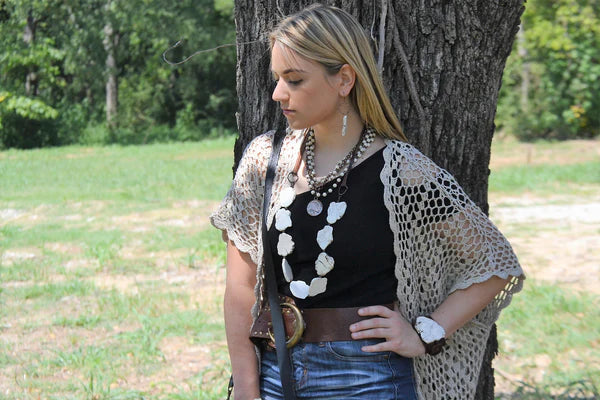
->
<box><xmin>210</xmin><ymin>129</ymin><xmax>524</xmax><ymax>399</ymax></box>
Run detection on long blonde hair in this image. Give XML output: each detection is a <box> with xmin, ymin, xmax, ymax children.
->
<box><xmin>269</xmin><ymin>4</ymin><xmax>407</xmax><ymax>142</ymax></box>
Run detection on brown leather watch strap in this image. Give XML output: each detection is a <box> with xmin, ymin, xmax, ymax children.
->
<box><xmin>422</xmin><ymin>337</ymin><xmax>446</xmax><ymax>355</ymax></box>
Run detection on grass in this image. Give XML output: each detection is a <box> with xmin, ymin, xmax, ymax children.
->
<box><xmin>489</xmin><ymin>136</ymin><xmax>600</xmax><ymax>196</ymax></box>
<box><xmin>0</xmin><ymin>137</ymin><xmax>235</xmax><ymax>206</ymax></box>
<box><xmin>1</xmin><ymin>137</ymin><xmax>232</xmax><ymax>398</ymax></box>
<box><xmin>505</xmin><ymin>285</ymin><xmax>599</xmax><ymax>357</ymax></box>
<box><xmin>9</xmin><ymin>280</ymin><xmax>96</xmax><ymax>301</ymax></box>
<box><xmin>1</xmin><ymin>135</ymin><xmax>599</xmax><ymax>398</ymax></box>
<box><xmin>498</xmin><ymin>380</ymin><xmax>600</xmax><ymax>400</ymax></box>
<box><xmin>497</xmin><ymin>282</ymin><xmax>600</xmax><ymax>392</ymax></box>
<box><xmin>489</xmin><ymin>161</ymin><xmax>600</xmax><ymax>195</ymax></box>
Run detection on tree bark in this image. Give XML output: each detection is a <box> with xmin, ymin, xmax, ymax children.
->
<box><xmin>518</xmin><ymin>23</ymin><xmax>529</xmax><ymax>112</ymax></box>
<box><xmin>233</xmin><ymin>1</ymin><xmax>524</xmax><ymax>397</ymax></box>
<box><xmin>24</xmin><ymin>9</ymin><xmax>39</xmax><ymax>97</ymax></box>
<box><xmin>103</xmin><ymin>0</ymin><xmax>119</xmax><ymax>130</ymax></box>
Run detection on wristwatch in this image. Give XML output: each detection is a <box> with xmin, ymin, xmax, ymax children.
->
<box><xmin>413</xmin><ymin>316</ymin><xmax>447</xmax><ymax>355</ymax></box>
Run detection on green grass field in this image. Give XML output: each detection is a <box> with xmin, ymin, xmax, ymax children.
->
<box><xmin>1</xmin><ymin>136</ymin><xmax>598</xmax><ymax>399</ymax></box>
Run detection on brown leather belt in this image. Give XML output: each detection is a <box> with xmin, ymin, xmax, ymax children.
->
<box><xmin>250</xmin><ymin>302</ymin><xmax>394</xmax><ymax>347</ymax></box>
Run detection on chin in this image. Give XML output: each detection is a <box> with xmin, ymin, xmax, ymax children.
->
<box><xmin>287</xmin><ymin>120</ymin><xmax>309</xmax><ymax>131</ymax></box>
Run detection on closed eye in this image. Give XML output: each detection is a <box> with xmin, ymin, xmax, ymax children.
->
<box><xmin>271</xmin><ymin>74</ymin><xmax>303</xmax><ymax>86</ymax></box>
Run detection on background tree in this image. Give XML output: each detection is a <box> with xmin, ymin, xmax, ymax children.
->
<box><xmin>232</xmin><ymin>0</ymin><xmax>524</xmax><ymax>398</ymax></box>
<box><xmin>1</xmin><ymin>0</ymin><xmax>596</xmax><ymax>149</ymax></box>
<box><xmin>103</xmin><ymin>0</ymin><xmax>119</xmax><ymax>130</ymax></box>
<box><xmin>0</xmin><ymin>0</ymin><xmax>238</xmax><ymax>148</ymax></box>
<box><xmin>0</xmin><ymin>0</ymin><xmax>65</xmax><ymax>148</ymax></box>
<box><xmin>496</xmin><ymin>0</ymin><xmax>600</xmax><ymax>140</ymax></box>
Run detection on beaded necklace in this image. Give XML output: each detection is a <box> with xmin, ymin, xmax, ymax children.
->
<box><xmin>305</xmin><ymin>127</ymin><xmax>375</xmax><ymax>216</ymax></box>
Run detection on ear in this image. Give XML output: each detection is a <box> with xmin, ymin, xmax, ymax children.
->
<box><xmin>338</xmin><ymin>64</ymin><xmax>356</xmax><ymax>97</ymax></box>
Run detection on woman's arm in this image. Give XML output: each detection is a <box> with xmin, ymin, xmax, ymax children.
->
<box><xmin>349</xmin><ymin>276</ymin><xmax>510</xmax><ymax>357</ymax></box>
<box><xmin>224</xmin><ymin>240</ymin><xmax>261</xmax><ymax>399</ymax></box>
<box><xmin>430</xmin><ymin>275</ymin><xmax>509</xmax><ymax>337</ymax></box>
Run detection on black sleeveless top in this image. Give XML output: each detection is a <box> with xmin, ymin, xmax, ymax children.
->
<box><xmin>268</xmin><ymin>148</ymin><xmax>398</xmax><ymax>309</ymax></box>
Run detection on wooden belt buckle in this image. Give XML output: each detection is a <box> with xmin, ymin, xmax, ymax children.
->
<box><xmin>267</xmin><ymin>301</ymin><xmax>305</xmax><ymax>348</ymax></box>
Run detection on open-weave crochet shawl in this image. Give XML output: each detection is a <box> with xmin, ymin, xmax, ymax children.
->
<box><xmin>210</xmin><ymin>129</ymin><xmax>524</xmax><ymax>399</ymax></box>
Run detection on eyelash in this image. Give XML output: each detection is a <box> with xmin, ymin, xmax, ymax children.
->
<box><xmin>273</xmin><ymin>78</ymin><xmax>303</xmax><ymax>86</ymax></box>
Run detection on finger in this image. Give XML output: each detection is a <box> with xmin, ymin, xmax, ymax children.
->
<box><xmin>361</xmin><ymin>341</ymin><xmax>393</xmax><ymax>353</ymax></box>
<box><xmin>358</xmin><ymin>305</ymin><xmax>395</xmax><ymax>318</ymax></box>
<box><xmin>351</xmin><ymin>327</ymin><xmax>389</xmax><ymax>340</ymax></box>
<box><xmin>349</xmin><ymin>317</ymin><xmax>388</xmax><ymax>333</ymax></box>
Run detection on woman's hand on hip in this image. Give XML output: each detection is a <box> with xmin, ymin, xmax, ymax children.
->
<box><xmin>349</xmin><ymin>305</ymin><xmax>426</xmax><ymax>358</ymax></box>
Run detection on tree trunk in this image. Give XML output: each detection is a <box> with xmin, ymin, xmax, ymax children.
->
<box><xmin>103</xmin><ymin>1</ymin><xmax>119</xmax><ymax>130</ymax></box>
<box><xmin>233</xmin><ymin>1</ymin><xmax>524</xmax><ymax>397</ymax></box>
<box><xmin>24</xmin><ymin>9</ymin><xmax>39</xmax><ymax>97</ymax></box>
<box><xmin>518</xmin><ymin>23</ymin><xmax>529</xmax><ymax>112</ymax></box>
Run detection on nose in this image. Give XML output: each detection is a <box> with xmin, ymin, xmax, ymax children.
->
<box><xmin>272</xmin><ymin>79</ymin><xmax>288</xmax><ymax>103</ymax></box>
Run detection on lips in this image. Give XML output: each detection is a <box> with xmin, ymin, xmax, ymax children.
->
<box><xmin>282</xmin><ymin>109</ymin><xmax>295</xmax><ymax>115</ymax></box>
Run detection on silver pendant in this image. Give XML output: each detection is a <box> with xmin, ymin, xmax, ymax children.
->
<box><xmin>307</xmin><ymin>199</ymin><xmax>323</xmax><ymax>216</ymax></box>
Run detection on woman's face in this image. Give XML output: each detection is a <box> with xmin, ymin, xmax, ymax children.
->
<box><xmin>271</xmin><ymin>43</ymin><xmax>343</xmax><ymax>131</ymax></box>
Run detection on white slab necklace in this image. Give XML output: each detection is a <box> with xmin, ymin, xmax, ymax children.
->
<box><xmin>273</xmin><ymin>126</ymin><xmax>376</xmax><ymax>299</ymax></box>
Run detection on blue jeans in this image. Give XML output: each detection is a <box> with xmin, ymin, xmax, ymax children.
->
<box><xmin>260</xmin><ymin>339</ymin><xmax>417</xmax><ymax>399</ymax></box>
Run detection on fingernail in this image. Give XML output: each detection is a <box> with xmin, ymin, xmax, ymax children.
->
<box><xmin>358</xmin><ymin>308</ymin><xmax>365</xmax><ymax>315</ymax></box>
<box><xmin>349</xmin><ymin>324</ymin><xmax>356</xmax><ymax>331</ymax></box>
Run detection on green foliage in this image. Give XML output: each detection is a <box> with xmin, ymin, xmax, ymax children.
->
<box><xmin>497</xmin><ymin>0</ymin><xmax>600</xmax><ymax>140</ymax></box>
<box><xmin>0</xmin><ymin>1</ymin><xmax>74</xmax><ymax>148</ymax></box>
<box><xmin>0</xmin><ymin>92</ymin><xmax>58</xmax><ymax>120</ymax></box>
<box><xmin>0</xmin><ymin>91</ymin><xmax>61</xmax><ymax>149</ymax></box>
<box><xmin>0</xmin><ymin>0</ymin><xmax>237</xmax><ymax>149</ymax></box>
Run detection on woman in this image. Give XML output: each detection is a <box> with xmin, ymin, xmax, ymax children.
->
<box><xmin>211</xmin><ymin>4</ymin><xmax>524</xmax><ymax>399</ymax></box>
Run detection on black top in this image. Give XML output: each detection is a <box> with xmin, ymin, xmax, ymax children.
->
<box><xmin>268</xmin><ymin>148</ymin><xmax>398</xmax><ymax>308</ymax></box>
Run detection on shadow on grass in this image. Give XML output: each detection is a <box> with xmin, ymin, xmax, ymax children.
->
<box><xmin>498</xmin><ymin>379</ymin><xmax>599</xmax><ymax>399</ymax></box>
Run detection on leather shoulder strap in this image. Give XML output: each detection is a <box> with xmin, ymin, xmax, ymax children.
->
<box><xmin>261</xmin><ymin>128</ymin><xmax>297</xmax><ymax>400</ymax></box>
<box><xmin>262</xmin><ymin>129</ymin><xmax>285</xmax><ymax>223</ymax></box>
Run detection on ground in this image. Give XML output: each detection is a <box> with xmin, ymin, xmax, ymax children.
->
<box><xmin>0</xmin><ymin>138</ymin><xmax>598</xmax><ymax>397</ymax></box>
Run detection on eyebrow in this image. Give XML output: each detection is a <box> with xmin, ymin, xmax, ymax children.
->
<box><xmin>272</xmin><ymin>68</ymin><xmax>307</xmax><ymax>76</ymax></box>
<box><xmin>283</xmin><ymin>68</ymin><xmax>306</xmax><ymax>74</ymax></box>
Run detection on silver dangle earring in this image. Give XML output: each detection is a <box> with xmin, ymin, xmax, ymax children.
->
<box><xmin>341</xmin><ymin>96</ymin><xmax>349</xmax><ymax>137</ymax></box>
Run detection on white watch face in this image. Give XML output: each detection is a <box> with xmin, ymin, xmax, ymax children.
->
<box><xmin>415</xmin><ymin>316</ymin><xmax>446</xmax><ymax>343</ymax></box>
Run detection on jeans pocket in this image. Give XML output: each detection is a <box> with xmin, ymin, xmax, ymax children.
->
<box><xmin>325</xmin><ymin>339</ymin><xmax>390</xmax><ymax>362</ymax></box>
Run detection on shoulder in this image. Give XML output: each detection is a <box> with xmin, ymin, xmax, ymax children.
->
<box><xmin>242</xmin><ymin>130</ymin><xmax>275</xmax><ymax>158</ymax></box>
<box><xmin>242</xmin><ymin>128</ymin><xmax>302</xmax><ymax>159</ymax></box>
<box><xmin>383</xmin><ymin>140</ymin><xmax>440</xmax><ymax>175</ymax></box>
<box><xmin>236</xmin><ymin>128</ymin><xmax>303</xmax><ymax>177</ymax></box>
<box><xmin>382</xmin><ymin>140</ymin><xmax>469</xmax><ymax>202</ymax></box>
<box><xmin>383</xmin><ymin>140</ymin><xmax>473</xmax><ymax>208</ymax></box>
<box><xmin>384</xmin><ymin>139</ymin><xmax>426</xmax><ymax>159</ymax></box>
<box><xmin>237</xmin><ymin>129</ymin><xmax>279</xmax><ymax>169</ymax></box>
<box><xmin>231</xmin><ymin>132</ymin><xmax>274</xmax><ymax>183</ymax></box>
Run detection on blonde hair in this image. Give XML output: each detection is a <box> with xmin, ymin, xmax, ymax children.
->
<box><xmin>269</xmin><ymin>4</ymin><xmax>407</xmax><ymax>142</ymax></box>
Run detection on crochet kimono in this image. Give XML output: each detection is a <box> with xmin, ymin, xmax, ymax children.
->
<box><xmin>211</xmin><ymin>129</ymin><xmax>524</xmax><ymax>399</ymax></box>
